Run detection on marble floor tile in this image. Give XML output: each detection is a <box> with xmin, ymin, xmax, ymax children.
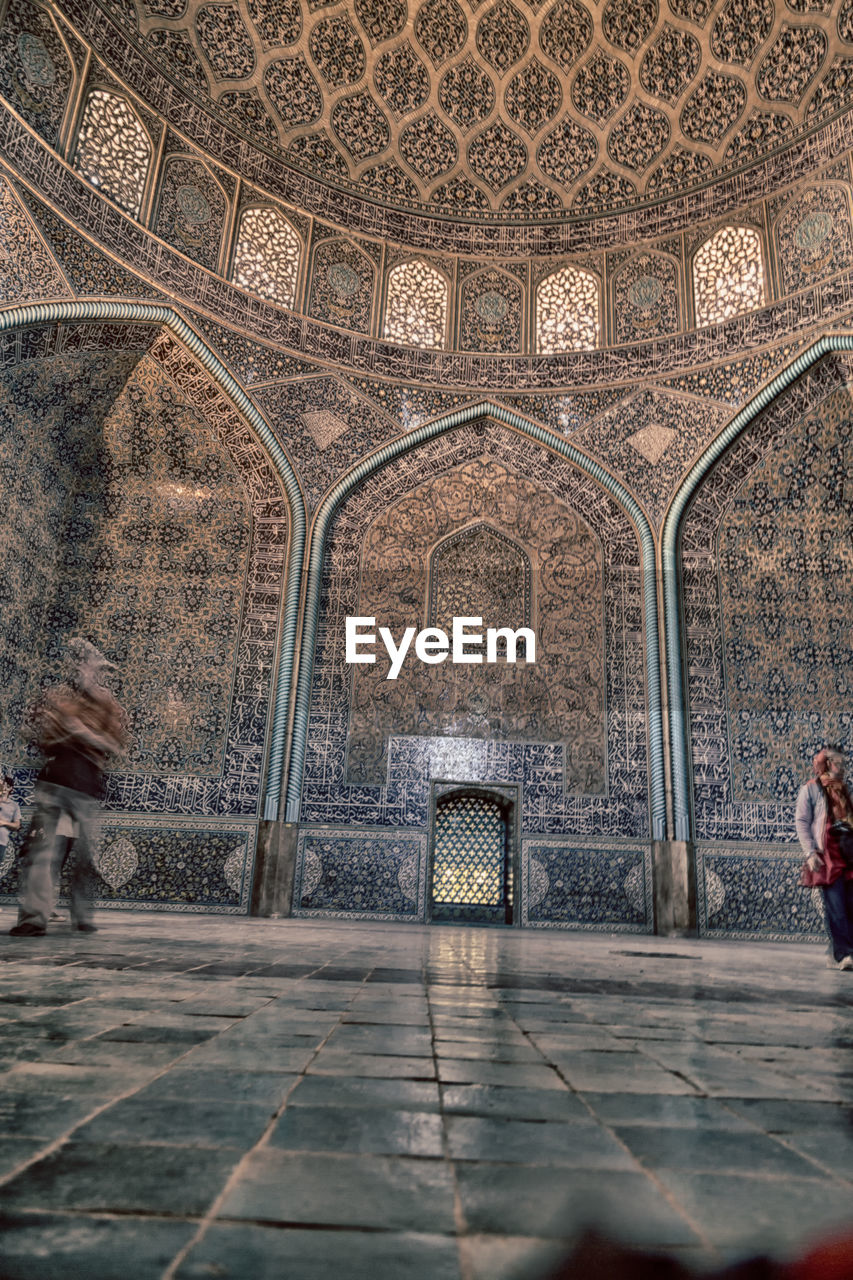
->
<box><xmin>455</xmin><ymin>1164</ymin><xmax>702</xmax><ymax>1245</ymax></box>
<box><xmin>581</xmin><ymin>1092</ymin><xmax>753</xmax><ymax>1130</ymax></box>
<box><xmin>446</xmin><ymin>1113</ymin><xmax>636</xmax><ymax>1168</ymax></box>
<box><xmin>286</xmin><ymin>1073</ymin><xmax>441</xmax><ymax>1111</ymax></box>
<box><xmin>269</xmin><ymin>1103</ymin><xmax>444</xmax><ymax>1156</ymax></box>
<box><xmin>308</xmin><ymin>1051</ymin><xmax>438</xmax><ymax>1078</ymax></box>
<box><xmin>440</xmin><ymin>1083</ymin><xmax>588</xmax><ymax>1122</ymax></box>
<box><xmin>0</xmin><ymin>1213</ymin><xmax>197</xmax><ymax>1280</ymax></box>
<box><xmin>0</xmin><ymin>912</ymin><xmax>850</xmax><ymax>1278</ymax></box>
<box><xmin>437</xmin><ymin>1058</ymin><xmax>566</xmax><ymax>1089</ymax></box>
<box><xmin>71</xmin><ymin>1094</ymin><xmax>276</xmax><ymax>1148</ymax></box>
<box><xmin>175</xmin><ymin>1225</ymin><xmax>462</xmax><ymax>1280</ymax></box>
<box><xmin>218</xmin><ymin>1149</ymin><xmax>457</xmax><ymax>1232</ymax></box>
<box><xmin>610</xmin><ymin>1124</ymin><xmax>823</xmax><ymax>1177</ymax></box>
<box><xmin>0</xmin><ymin>1141</ymin><xmax>241</xmax><ymax>1215</ymax></box>
<box><xmin>653</xmin><ymin>1169</ymin><xmax>853</xmax><ymax>1254</ymax></box>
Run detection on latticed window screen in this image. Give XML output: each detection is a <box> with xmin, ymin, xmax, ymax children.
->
<box><xmin>432</xmin><ymin>794</ymin><xmax>509</xmax><ymax>908</ymax></box>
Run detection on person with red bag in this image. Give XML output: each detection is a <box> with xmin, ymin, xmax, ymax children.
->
<box><xmin>796</xmin><ymin>747</ymin><xmax>853</xmax><ymax>971</ymax></box>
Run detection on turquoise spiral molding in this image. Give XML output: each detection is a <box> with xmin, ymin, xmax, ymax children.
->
<box><xmin>662</xmin><ymin>333</ymin><xmax>853</xmax><ymax>843</ymax></box>
<box><xmin>284</xmin><ymin>401</ymin><xmax>668</xmax><ymax>841</ymax></box>
<box><xmin>0</xmin><ymin>299</ymin><xmax>306</xmax><ymax>822</ymax></box>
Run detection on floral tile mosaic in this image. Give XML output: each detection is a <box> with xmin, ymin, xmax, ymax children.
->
<box><xmin>18</xmin><ymin>187</ymin><xmax>164</xmax><ymax>301</ymax></box>
<box><xmin>0</xmin><ymin>817</ymin><xmax>254</xmax><ymax>913</ymax></box>
<box><xmin>572</xmin><ymin>388</ymin><xmax>730</xmax><ymax>526</ymax></box>
<box><xmin>293</xmin><ymin>827</ymin><xmax>426</xmax><ymax>920</ymax></box>
<box><xmin>0</xmin><ymin>319</ymin><xmax>291</xmax><ymax>910</ymax></box>
<box><xmin>695</xmin><ymin>845</ymin><xmax>824</xmax><ymax>942</ymax></box>
<box><xmin>523</xmin><ymin>839</ymin><xmax>653</xmax><ymax>932</ymax></box>
<box><xmin>0</xmin><ymin>176</ymin><xmax>70</xmax><ymax>303</ymax></box>
<box><xmin>682</xmin><ymin>354</ymin><xmax>853</xmax><ymax>936</ymax></box>
<box><xmin>297</xmin><ymin>418</ymin><xmax>651</xmax><ymax>928</ymax></box>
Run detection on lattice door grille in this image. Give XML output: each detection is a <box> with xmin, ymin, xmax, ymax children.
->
<box><xmin>431</xmin><ymin>794</ymin><xmax>511</xmax><ymax>924</ymax></box>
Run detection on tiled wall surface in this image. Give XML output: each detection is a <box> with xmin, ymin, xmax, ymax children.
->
<box><xmin>0</xmin><ymin>50</ymin><xmax>850</xmax><ymax>936</ymax></box>
<box><xmin>0</xmin><ymin>320</ymin><xmax>288</xmax><ymax>914</ymax></box>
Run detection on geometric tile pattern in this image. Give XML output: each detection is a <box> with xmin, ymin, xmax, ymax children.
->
<box><xmin>627</xmin><ymin>424</ymin><xmax>677</xmax><ymax>464</ymax></box>
<box><xmin>10</xmin><ymin>85</ymin><xmax>853</xmax><ymax>361</ymax></box>
<box><xmin>56</xmin><ymin>0</ymin><xmax>853</xmax><ymax>219</ymax></box>
<box><xmin>681</xmin><ymin>353</ymin><xmax>853</xmax><ymax>849</ymax></box>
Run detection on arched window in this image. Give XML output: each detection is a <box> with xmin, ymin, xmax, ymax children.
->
<box><xmin>74</xmin><ymin>90</ymin><xmax>151</xmax><ymax>217</ymax></box>
<box><xmin>536</xmin><ymin>266</ymin><xmax>600</xmax><ymax>353</ymax></box>
<box><xmin>232</xmin><ymin>207</ymin><xmax>301</xmax><ymax>308</ymax></box>
<box><xmin>383</xmin><ymin>260</ymin><xmax>448</xmax><ymax>349</ymax></box>
<box><xmin>693</xmin><ymin>225</ymin><xmax>766</xmax><ymax>326</ymax></box>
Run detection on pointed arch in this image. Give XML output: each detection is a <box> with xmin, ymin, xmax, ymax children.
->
<box><xmin>611</xmin><ymin>249</ymin><xmax>681</xmax><ymax>344</ymax></box>
<box><xmin>772</xmin><ymin>182</ymin><xmax>853</xmax><ymax>296</ymax></box>
<box><xmin>661</xmin><ymin>333</ymin><xmax>853</xmax><ymax>841</ymax></box>
<box><xmin>0</xmin><ymin>299</ymin><xmax>306</xmax><ymax>822</ymax></box>
<box><xmin>285</xmin><ymin>400</ymin><xmax>666</xmax><ymax>838</ymax></box>
<box><xmin>307</xmin><ymin>234</ymin><xmax>376</xmax><ymax>333</ymax></box>
<box><xmin>458</xmin><ymin>265</ymin><xmax>524</xmax><ymax>353</ymax></box>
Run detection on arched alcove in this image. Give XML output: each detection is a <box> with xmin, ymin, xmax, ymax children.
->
<box><xmin>0</xmin><ymin>309</ymin><xmax>296</xmax><ymax>913</ymax></box>
<box><xmin>664</xmin><ymin>337</ymin><xmax>853</xmax><ymax>940</ymax></box>
<box><xmin>290</xmin><ymin>410</ymin><xmax>656</xmax><ymax>930</ymax></box>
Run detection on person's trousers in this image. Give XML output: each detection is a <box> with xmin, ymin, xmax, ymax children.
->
<box><xmin>822</xmin><ymin>876</ymin><xmax>853</xmax><ymax>961</ymax></box>
<box><xmin>16</xmin><ymin>784</ymin><xmax>99</xmax><ymax>930</ymax></box>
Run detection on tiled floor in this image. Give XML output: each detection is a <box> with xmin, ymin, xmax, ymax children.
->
<box><xmin>0</xmin><ymin>911</ymin><xmax>851</xmax><ymax>1279</ymax></box>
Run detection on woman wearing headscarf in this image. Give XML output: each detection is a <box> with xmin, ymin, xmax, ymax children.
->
<box><xmin>796</xmin><ymin>748</ymin><xmax>853</xmax><ymax>970</ymax></box>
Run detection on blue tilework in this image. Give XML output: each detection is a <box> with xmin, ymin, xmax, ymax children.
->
<box><xmin>695</xmin><ymin>845</ymin><xmax>825</xmax><ymax>942</ymax></box>
<box><xmin>293</xmin><ymin>827</ymin><xmax>426</xmax><ymax>920</ymax></box>
<box><xmin>0</xmin><ymin>818</ymin><xmax>254</xmax><ymax>913</ymax></box>
<box><xmin>297</xmin><ymin>422</ymin><xmax>651</xmax><ymax>911</ymax></box>
<box><xmin>523</xmin><ymin>840</ymin><xmax>652</xmax><ymax>931</ymax></box>
<box><xmin>682</xmin><ymin>353</ymin><xmax>853</xmax><ymax>935</ymax></box>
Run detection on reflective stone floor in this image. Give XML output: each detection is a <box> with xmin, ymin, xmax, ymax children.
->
<box><xmin>0</xmin><ymin>911</ymin><xmax>851</xmax><ymax>1279</ymax></box>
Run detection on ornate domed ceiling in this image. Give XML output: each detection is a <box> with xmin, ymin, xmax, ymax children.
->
<box><xmin>88</xmin><ymin>0</ymin><xmax>853</xmax><ymax>219</ymax></box>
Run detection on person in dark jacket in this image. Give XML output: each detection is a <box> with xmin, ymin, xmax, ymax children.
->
<box><xmin>9</xmin><ymin>639</ymin><xmax>128</xmax><ymax>937</ymax></box>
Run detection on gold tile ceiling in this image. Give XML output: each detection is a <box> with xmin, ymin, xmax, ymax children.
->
<box><xmin>106</xmin><ymin>0</ymin><xmax>853</xmax><ymax>217</ymax></box>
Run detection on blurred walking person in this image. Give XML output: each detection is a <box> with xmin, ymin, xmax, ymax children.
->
<box><xmin>9</xmin><ymin>639</ymin><xmax>128</xmax><ymax>937</ymax></box>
